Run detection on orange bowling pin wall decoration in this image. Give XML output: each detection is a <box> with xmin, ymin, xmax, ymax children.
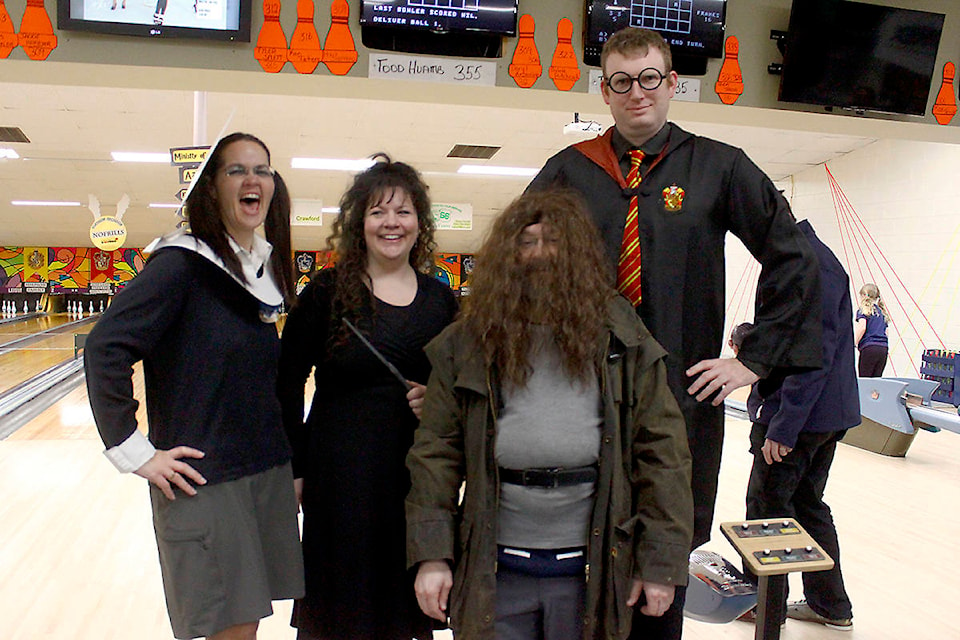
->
<box><xmin>0</xmin><ymin>0</ymin><xmax>17</xmax><ymax>58</ymax></box>
<box><xmin>509</xmin><ymin>14</ymin><xmax>541</xmax><ymax>88</ymax></box>
<box><xmin>548</xmin><ymin>17</ymin><xmax>579</xmax><ymax>91</ymax></box>
<box><xmin>288</xmin><ymin>0</ymin><xmax>322</xmax><ymax>74</ymax></box>
<box><xmin>323</xmin><ymin>0</ymin><xmax>357</xmax><ymax>76</ymax></box>
<box><xmin>254</xmin><ymin>0</ymin><xmax>288</xmax><ymax>73</ymax></box>
<box><xmin>18</xmin><ymin>0</ymin><xmax>56</xmax><ymax>61</ymax></box>
<box><xmin>932</xmin><ymin>62</ymin><xmax>957</xmax><ymax>126</ymax></box>
<box><xmin>714</xmin><ymin>36</ymin><xmax>743</xmax><ymax>105</ymax></box>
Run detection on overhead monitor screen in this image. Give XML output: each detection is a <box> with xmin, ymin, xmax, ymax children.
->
<box><xmin>360</xmin><ymin>0</ymin><xmax>518</xmax><ymax>35</ymax></box>
<box><xmin>583</xmin><ymin>0</ymin><xmax>727</xmax><ymax>67</ymax></box>
<box><xmin>59</xmin><ymin>0</ymin><xmax>250</xmax><ymax>40</ymax></box>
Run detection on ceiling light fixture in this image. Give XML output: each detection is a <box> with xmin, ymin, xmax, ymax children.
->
<box><xmin>291</xmin><ymin>157</ymin><xmax>377</xmax><ymax>171</ymax></box>
<box><xmin>321</xmin><ymin>207</ymin><xmax>341</xmax><ymax>213</ymax></box>
<box><xmin>457</xmin><ymin>165</ymin><xmax>539</xmax><ymax>177</ymax></box>
<box><xmin>12</xmin><ymin>200</ymin><xmax>82</xmax><ymax>206</ymax></box>
<box><xmin>111</xmin><ymin>151</ymin><xmax>170</xmax><ymax>163</ymax></box>
<box><xmin>0</xmin><ymin>148</ymin><xmax>20</xmax><ymax>159</ymax></box>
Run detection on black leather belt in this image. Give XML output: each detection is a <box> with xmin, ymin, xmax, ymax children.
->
<box><xmin>499</xmin><ymin>465</ymin><xmax>598</xmax><ymax>488</ymax></box>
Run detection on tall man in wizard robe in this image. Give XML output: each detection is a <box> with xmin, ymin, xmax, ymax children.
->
<box><xmin>527</xmin><ymin>27</ymin><xmax>823</xmax><ymax>640</ymax></box>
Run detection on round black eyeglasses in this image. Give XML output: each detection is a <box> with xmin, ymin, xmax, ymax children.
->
<box><xmin>604</xmin><ymin>68</ymin><xmax>668</xmax><ymax>94</ymax></box>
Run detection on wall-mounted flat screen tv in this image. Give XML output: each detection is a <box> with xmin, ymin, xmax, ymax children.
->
<box><xmin>779</xmin><ymin>0</ymin><xmax>944</xmax><ymax>117</ymax></box>
<box><xmin>360</xmin><ymin>0</ymin><xmax>518</xmax><ymax>36</ymax></box>
<box><xmin>58</xmin><ymin>0</ymin><xmax>251</xmax><ymax>41</ymax></box>
<box><xmin>583</xmin><ymin>0</ymin><xmax>727</xmax><ymax>71</ymax></box>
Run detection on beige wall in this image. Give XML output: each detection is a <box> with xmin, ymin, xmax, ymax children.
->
<box><xmin>723</xmin><ymin>138</ymin><xmax>960</xmax><ymax>374</ymax></box>
<box><xmin>2</xmin><ymin>0</ymin><xmax>959</xmax><ymax>126</ymax></box>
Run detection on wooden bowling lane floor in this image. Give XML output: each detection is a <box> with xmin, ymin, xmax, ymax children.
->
<box><xmin>0</xmin><ymin>314</ymin><xmax>60</xmax><ymax>336</ymax></box>
<box><xmin>0</xmin><ymin>373</ymin><xmax>957</xmax><ymax>639</ymax></box>
<box><xmin>0</xmin><ymin>312</ymin><xmax>87</xmax><ymax>339</ymax></box>
<box><xmin>0</xmin><ymin>314</ymin><xmax>94</xmax><ymax>394</ymax></box>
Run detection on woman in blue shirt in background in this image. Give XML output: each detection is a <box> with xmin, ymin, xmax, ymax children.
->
<box><xmin>854</xmin><ymin>283</ymin><xmax>889</xmax><ymax>377</ymax></box>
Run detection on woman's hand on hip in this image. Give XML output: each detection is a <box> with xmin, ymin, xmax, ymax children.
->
<box><xmin>135</xmin><ymin>446</ymin><xmax>206</xmax><ymax>501</ymax></box>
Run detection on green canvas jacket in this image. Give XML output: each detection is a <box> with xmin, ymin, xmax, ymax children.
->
<box><xmin>406</xmin><ymin>295</ymin><xmax>693</xmax><ymax>640</ymax></box>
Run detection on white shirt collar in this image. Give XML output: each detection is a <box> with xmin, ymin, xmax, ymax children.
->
<box><xmin>146</xmin><ymin>230</ymin><xmax>284</xmax><ymax>315</ymax></box>
<box><xmin>228</xmin><ymin>232</ymin><xmax>274</xmax><ymax>267</ymax></box>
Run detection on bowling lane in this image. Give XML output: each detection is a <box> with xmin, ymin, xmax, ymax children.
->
<box><xmin>7</xmin><ymin>362</ymin><xmax>145</xmax><ymax>441</ymax></box>
<box><xmin>0</xmin><ymin>314</ymin><xmax>97</xmax><ymax>394</ymax></box>
<box><xmin>0</xmin><ymin>313</ymin><xmax>78</xmax><ymax>341</ymax></box>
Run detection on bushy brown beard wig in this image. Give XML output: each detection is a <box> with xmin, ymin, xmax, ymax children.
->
<box><xmin>461</xmin><ymin>189</ymin><xmax>617</xmax><ymax>388</ymax></box>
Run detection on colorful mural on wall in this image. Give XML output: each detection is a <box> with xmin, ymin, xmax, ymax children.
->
<box><xmin>293</xmin><ymin>249</ymin><xmax>469</xmax><ymax>295</ymax></box>
<box><xmin>0</xmin><ymin>247</ymin><xmax>24</xmax><ymax>292</ymax></box>
<box><xmin>434</xmin><ymin>253</ymin><xmax>462</xmax><ymax>291</ymax></box>
<box><xmin>2</xmin><ymin>246</ymin><xmax>471</xmax><ymax>296</ymax></box>
<box><xmin>4</xmin><ymin>245</ymin><xmax>150</xmax><ymax>294</ymax></box>
<box><xmin>49</xmin><ymin>247</ymin><xmax>91</xmax><ymax>292</ymax></box>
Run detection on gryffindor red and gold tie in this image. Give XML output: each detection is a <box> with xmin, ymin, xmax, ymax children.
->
<box><xmin>616</xmin><ymin>149</ymin><xmax>644</xmax><ymax>306</ymax></box>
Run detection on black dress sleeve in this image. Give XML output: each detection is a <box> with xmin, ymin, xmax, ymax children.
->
<box><xmin>278</xmin><ymin>272</ymin><xmax>332</xmax><ymax>479</ymax></box>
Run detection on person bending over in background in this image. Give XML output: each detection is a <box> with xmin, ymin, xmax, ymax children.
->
<box><xmin>741</xmin><ymin>221</ymin><xmax>858</xmax><ymax>631</ymax></box>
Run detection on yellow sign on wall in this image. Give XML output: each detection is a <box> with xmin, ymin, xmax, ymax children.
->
<box><xmin>90</xmin><ymin>216</ymin><xmax>128</xmax><ymax>250</ymax></box>
<box><xmin>170</xmin><ymin>147</ymin><xmax>210</xmax><ymax>165</ymax></box>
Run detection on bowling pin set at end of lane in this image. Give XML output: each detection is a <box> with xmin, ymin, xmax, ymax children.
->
<box><xmin>1</xmin><ymin>299</ymin><xmax>42</xmax><ymax>317</ymax></box>
<box><xmin>1</xmin><ymin>299</ymin><xmax>107</xmax><ymax>318</ymax></box>
<box><xmin>64</xmin><ymin>300</ymin><xmax>106</xmax><ymax>318</ymax></box>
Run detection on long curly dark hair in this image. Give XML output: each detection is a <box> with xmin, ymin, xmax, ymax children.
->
<box><xmin>324</xmin><ymin>153</ymin><xmax>436</xmax><ymax>343</ymax></box>
<box><xmin>183</xmin><ymin>132</ymin><xmax>295</xmax><ymax>304</ymax></box>
<box><xmin>462</xmin><ymin>189</ymin><xmax>615</xmax><ymax>388</ymax></box>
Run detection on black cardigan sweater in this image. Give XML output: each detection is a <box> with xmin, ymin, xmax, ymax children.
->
<box><xmin>84</xmin><ymin>246</ymin><xmax>291</xmax><ymax>485</ymax></box>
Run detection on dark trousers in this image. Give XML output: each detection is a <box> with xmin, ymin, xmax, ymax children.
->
<box><xmin>494</xmin><ymin>567</ymin><xmax>585</xmax><ymax>640</ymax></box>
<box><xmin>858</xmin><ymin>344</ymin><xmax>887</xmax><ymax>377</ymax></box>
<box><xmin>626</xmin><ymin>585</ymin><xmax>686</xmax><ymax>640</ymax></box>
<box><xmin>744</xmin><ymin>422</ymin><xmax>853</xmax><ymax>620</ymax></box>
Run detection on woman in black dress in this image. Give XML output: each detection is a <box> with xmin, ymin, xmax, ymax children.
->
<box><xmin>279</xmin><ymin>155</ymin><xmax>458</xmax><ymax>640</ymax></box>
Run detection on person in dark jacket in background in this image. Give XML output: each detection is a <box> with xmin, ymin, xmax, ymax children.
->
<box><xmin>742</xmin><ymin>220</ymin><xmax>859</xmax><ymax>631</ymax></box>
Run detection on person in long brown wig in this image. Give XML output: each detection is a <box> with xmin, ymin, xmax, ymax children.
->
<box><xmin>459</xmin><ymin>188</ymin><xmax>612</xmax><ymax>389</ymax></box>
<box><xmin>406</xmin><ymin>188</ymin><xmax>693</xmax><ymax>640</ymax></box>
<box><xmin>278</xmin><ymin>154</ymin><xmax>457</xmax><ymax>640</ymax></box>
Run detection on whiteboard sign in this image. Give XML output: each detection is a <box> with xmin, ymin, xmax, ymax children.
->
<box><xmin>369</xmin><ymin>54</ymin><xmax>496</xmax><ymax>87</ymax></box>
<box><xmin>673</xmin><ymin>77</ymin><xmax>701</xmax><ymax>102</ymax></box>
